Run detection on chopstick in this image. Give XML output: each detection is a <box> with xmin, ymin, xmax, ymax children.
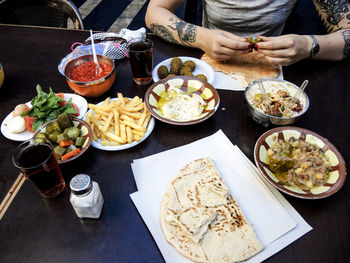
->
<box><xmin>0</xmin><ymin>173</ymin><xmax>26</xmax><ymax>220</ymax></box>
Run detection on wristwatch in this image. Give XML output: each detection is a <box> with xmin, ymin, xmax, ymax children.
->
<box><xmin>309</xmin><ymin>35</ymin><xmax>320</xmax><ymax>58</ymax></box>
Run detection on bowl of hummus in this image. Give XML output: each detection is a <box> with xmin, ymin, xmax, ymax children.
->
<box><xmin>145</xmin><ymin>76</ymin><xmax>220</xmax><ymax>125</ymax></box>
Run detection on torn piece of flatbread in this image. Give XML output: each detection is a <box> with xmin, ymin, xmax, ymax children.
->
<box><xmin>201</xmin><ymin>52</ymin><xmax>280</xmax><ymax>88</ymax></box>
<box><xmin>160</xmin><ymin>158</ymin><xmax>264</xmax><ymax>262</ymax></box>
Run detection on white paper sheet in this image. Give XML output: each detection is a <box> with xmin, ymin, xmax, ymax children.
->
<box><xmin>130</xmin><ymin>130</ymin><xmax>312</xmax><ymax>262</ymax></box>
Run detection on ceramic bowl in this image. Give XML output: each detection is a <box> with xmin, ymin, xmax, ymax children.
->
<box><xmin>33</xmin><ymin>118</ymin><xmax>92</xmax><ymax>164</ymax></box>
<box><xmin>64</xmin><ymin>54</ymin><xmax>115</xmax><ymax>97</ymax></box>
<box><xmin>145</xmin><ymin>76</ymin><xmax>220</xmax><ymax>125</ymax></box>
<box><xmin>254</xmin><ymin>126</ymin><xmax>346</xmax><ymax>199</ymax></box>
<box><xmin>244</xmin><ymin>78</ymin><xmax>309</xmax><ymax>127</ymax></box>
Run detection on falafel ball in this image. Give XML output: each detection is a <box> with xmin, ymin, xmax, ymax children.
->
<box><xmin>157</xmin><ymin>65</ymin><xmax>169</xmax><ymax>79</ymax></box>
<box><xmin>195</xmin><ymin>74</ymin><xmax>207</xmax><ymax>81</ymax></box>
<box><xmin>183</xmin><ymin>60</ymin><xmax>196</xmax><ymax>72</ymax></box>
<box><xmin>180</xmin><ymin>66</ymin><xmax>193</xmax><ymax>76</ymax></box>
<box><xmin>170</xmin><ymin>57</ymin><xmax>182</xmax><ymax>74</ymax></box>
<box><xmin>168</xmin><ymin>74</ymin><xmax>176</xmax><ymax>77</ymax></box>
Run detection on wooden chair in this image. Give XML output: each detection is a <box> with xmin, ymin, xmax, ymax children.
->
<box><xmin>0</xmin><ymin>0</ymin><xmax>84</xmax><ymax>29</ymax></box>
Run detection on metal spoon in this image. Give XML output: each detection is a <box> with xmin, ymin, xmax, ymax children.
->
<box><xmin>90</xmin><ymin>29</ymin><xmax>101</xmax><ymax>75</ymax></box>
<box><xmin>293</xmin><ymin>80</ymin><xmax>309</xmax><ymax>100</ymax></box>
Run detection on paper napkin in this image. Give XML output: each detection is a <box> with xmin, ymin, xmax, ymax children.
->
<box><xmin>130</xmin><ymin>130</ymin><xmax>312</xmax><ymax>263</ymax></box>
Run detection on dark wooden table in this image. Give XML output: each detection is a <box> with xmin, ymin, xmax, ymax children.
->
<box><xmin>0</xmin><ymin>25</ymin><xmax>349</xmax><ymax>263</ymax></box>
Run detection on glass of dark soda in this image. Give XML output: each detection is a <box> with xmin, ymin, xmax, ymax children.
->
<box><xmin>13</xmin><ymin>139</ymin><xmax>66</xmax><ymax>198</ymax></box>
<box><xmin>128</xmin><ymin>38</ymin><xmax>153</xmax><ymax>85</ymax></box>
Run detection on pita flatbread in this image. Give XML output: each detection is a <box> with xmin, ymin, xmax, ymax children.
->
<box><xmin>160</xmin><ymin>158</ymin><xmax>263</xmax><ymax>262</ymax></box>
<box><xmin>201</xmin><ymin>52</ymin><xmax>280</xmax><ymax>88</ymax></box>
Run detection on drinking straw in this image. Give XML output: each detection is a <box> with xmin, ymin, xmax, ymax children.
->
<box><xmin>90</xmin><ymin>29</ymin><xmax>101</xmax><ymax>74</ymax></box>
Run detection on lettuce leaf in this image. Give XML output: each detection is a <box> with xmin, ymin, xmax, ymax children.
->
<box><xmin>22</xmin><ymin>84</ymin><xmax>78</xmax><ymax>131</ymax></box>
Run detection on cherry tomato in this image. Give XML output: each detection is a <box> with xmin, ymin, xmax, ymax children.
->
<box><xmin>71</xmin><ymin>103</ymin><xmax>80</xmax><ymax>116</ymax></box>
<box><xmin>23</xmin><ymin>115</ymin><xmax>36</xmax><ymax>133</ymax></box>
<box><xmin>56</xmin><ymin>93</ymin><xmax>65</xmax><ymax>106</ymax></box>
<box><xmin>56</xmin><ymin>93</ymin><xmax>64</xmax><ymax>99</ymax></box>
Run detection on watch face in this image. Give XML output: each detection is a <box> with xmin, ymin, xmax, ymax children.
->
<box><xmin>314</xmin><ymin>44</ymin><xmax>320</xmax><ymax>54</ymax></box>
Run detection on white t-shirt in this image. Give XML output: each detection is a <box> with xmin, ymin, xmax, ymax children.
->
<box><xmin>202</xmin><ymin>0</ymin><xmax>298</xmax><ymax>37</ymax></box>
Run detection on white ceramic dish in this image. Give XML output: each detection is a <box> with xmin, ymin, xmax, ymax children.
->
<box><xmin>1</xmin><ymin>93</ymin><xmax>88</xmax><ymax>141</ymax></box>
<box><xmin>84</xmin><ymin>98</ymin><xmax>155</xmax><ymax>151</ymax></box>
<box><xmin>152</xmin><ymin>56</ymin><xmax>215</xmax><ymax>85</ymax></box>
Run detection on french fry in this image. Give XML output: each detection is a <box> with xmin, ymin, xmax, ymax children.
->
<box><xmin>126</xmin><ymin>96</ymin><xmax>142</xmax><ymax>107</ymax></box>
<box><xmin>120</xmin><ymin>114</ymin><xmax>136</xmax><ymax>123</ymax></box>
<box><xmin>102</xmin><ymin>112</ymin><xmax>114</xmax><ymax>132</ymax></box>
<box><xmin>133</xmin><ymin>134</ymin><xmax>142</xmax><ymax>141</ymax></box>
<box><xmin>120</xmin><ymin>120</ymin><xmax>146</xmax><ymax>132</ymax></box>
<box><xmin>132</xmin><ymin>130</ymin><xmax>145</xmax><ymax>137</ymax></box>
<box><xmin>113</xmin><ymin>110</ymin><xmax>120</xmax><ymax>137</ymax></box>
<box><xmin>104</xmin><ymin>131</ymin><xmax>126</xmax><ymax>144</ymax></box>
<box><xmin>101</xmin><ymin>140</ymin><xmax>121</xmax><ymax>146</ymax></box>
<box><xmin>142</xmin><ymin>113</ymin><xmax>151</xmax><ymax>129</ymax></box>
<box><xmin>117</xmin><ymin>93</ymin><xmax>125</xmax><ymax>107</ymax></box>
<box><xmin>103</xmin><ymin>97</ymin><xmax>110</xmax><ymax>106</ymax></box>
<box><xmin>120</xmin><ymin>123</ymin><xmax>127</xmax><ymax>142</ymax></box>
<box><xmin>126</xmin><ymin>126</ymin><xmax>133</xmax><ymax>144</ymax></box>
<box><xmin>118</xmin><ymin>107</ymin><xmax>142</xmax><ymax>119</ymax></box>
<box><xmin>94</xmin><ymin>126</ymin><xmax>101</xmax><ymax>138</ymax></box>
<box><xmin>138</xmin><ymin>107</ymin><xmax>147</xmax><ymax>126</ymax></box>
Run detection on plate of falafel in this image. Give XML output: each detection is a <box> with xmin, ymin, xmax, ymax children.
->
<box><xmin>152</xmin><ymin>56</ymin><xmax>215</xmax><ymax>84</ymax></box>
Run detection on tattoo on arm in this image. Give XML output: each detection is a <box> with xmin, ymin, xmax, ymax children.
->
<box><xmin>150</xmin><ymin>18</ymin><xmax>197</xmax><ymax>46</ymax></box>
<box><xmin>313</xmin><ymin>0</ymin><xmax>350</xmax><ymax>32</ymax></box>
<box><xmin>168</xmin><ymin>18</ymin><xmax>197</xmax><ymax>45</ymax></box>
<box><xmin>150</xmin><ymin>23</ymin><xmax>178</xmax><ymax>44</ymax></box>
<box><xmin>342</xmin><ymin>30</ymin><xmax>350</xmax><ymax>58</ymax></box>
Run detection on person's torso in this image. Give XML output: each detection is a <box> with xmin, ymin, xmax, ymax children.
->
<box><xmin>202</xmin><ymin>0</ymin><xmax>298</xmax><ymax>37</ymax></box>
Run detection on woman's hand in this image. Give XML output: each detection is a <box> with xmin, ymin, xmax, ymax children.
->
<box><xmin>257</xmin><ymin>34</ymin><xmax>312</xmax><ymax>66</ymax></box>
<box><xmin>199</xmin><ymin>29</ymin><xmax>251</xmax><ymax>61</ymax></box>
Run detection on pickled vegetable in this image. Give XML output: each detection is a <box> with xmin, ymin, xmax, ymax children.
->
<box><xmin>54</xmin><ymin>145</ymin><xmax>66</xmax><ymax>159</ymax></box>
<box><xmin>64</xmin><ymin>144</ymin><xmax>77</xmax><ymax>154</ymax></box>
<box><xmin>64</xmin><ymin>127</ymin><xmax>81</xmax><ymax>140</ymax></box>
<box><xmin>75</xmin><ymin>137</ymin><xmax>86</xmax><ymax>147</ymax></box>
<box><xmin>47</xmin><ymin>130</ymin><xmax>61</xmax><ymax>143</ymax></box>
<box><xmin>57</xmin><ymin>113</ymin><xmax>73</xmax><ymax>130</ymax></box>
<box><xmin>57</xmin><ymin>133</ymin><xmax>69</xmax><ymax>143</ymax></box>
<box><xmin>46</xmin><ymin>121</ymin><xmax>61</xmax><ymax>133</ymax></box>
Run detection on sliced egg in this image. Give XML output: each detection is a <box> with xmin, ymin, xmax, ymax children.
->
<box><xmin>7</xmin><ymin>116</ymin><xmax>26</xmax><ymax>134</ymax></box>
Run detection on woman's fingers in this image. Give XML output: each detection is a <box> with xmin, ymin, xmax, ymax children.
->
<box><xmin>257</xmin><ymin>34</ymin><xmax>311</xmax><ymax>65</ymax></box>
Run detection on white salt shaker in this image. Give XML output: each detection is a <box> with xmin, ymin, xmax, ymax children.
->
<box><xmin>69</xmin><ymin>174</ymin><xmax>104</xmax><ymax>219</ymax></box>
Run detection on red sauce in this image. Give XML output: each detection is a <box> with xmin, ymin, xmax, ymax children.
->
<box><xmin>69</xmin><ymin>61</ymin><xmax>113</xmax><ymax>82</ymax></box>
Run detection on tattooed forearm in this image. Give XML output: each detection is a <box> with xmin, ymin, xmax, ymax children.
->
<box><xmin>167</xmin><ymin>18</ymin><xmax>197</xmax><ymax>46</ymax></box>
<box><xmin>342</xmin><ymin>30</ymin><xmax>350</xmax><ymax>58</ymax></box>
<box><xmin>150</xmin><ymin>18</ymin><xmax>197</xmax><ymax>46</ymax></box>
<box><xmin>150</xmin><ymin>23</ymin><xmax>178</xmax><ymax>44</ymax></box>
<box><xmin>313</xmin><ymin>0</ymin><xmax>350</xmax><ymax>33</ymax></box>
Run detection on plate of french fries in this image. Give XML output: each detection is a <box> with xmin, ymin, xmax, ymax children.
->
<box><xmin>84</xmin><ymin>93</ymin><xmax>155</xmax><ymax>151</ymax></box>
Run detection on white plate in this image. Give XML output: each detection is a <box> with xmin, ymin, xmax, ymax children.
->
<box><xmin>152</xmin><ymin>56</ymin><xmax>215</xmax><ymax>85</ymax></box>
<box><xmin>1</xmin><ymin>93</ymin><xmax>88</xmax><ymax>141</ymax></box>
<box><xmin>84</xmin><ymin>98</ymin><xmax>155</xmax><ymax>151</ymax></box>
